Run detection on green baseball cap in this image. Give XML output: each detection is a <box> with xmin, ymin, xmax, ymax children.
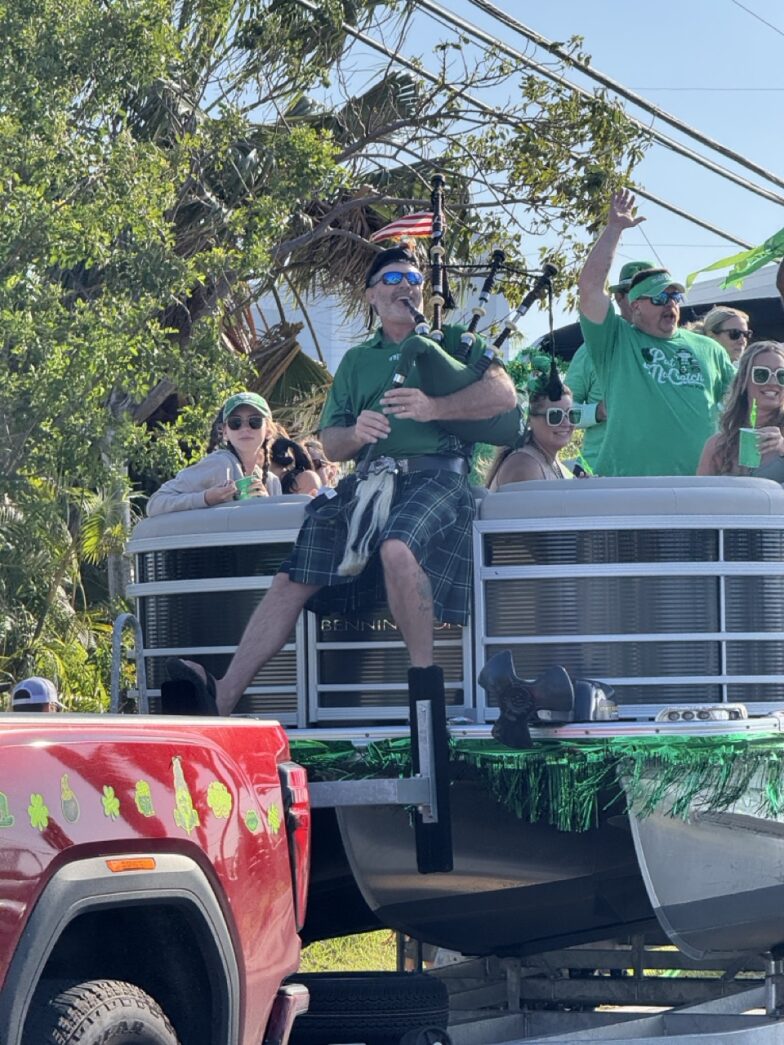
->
<box><xmin>627</xmin><ymin>270</ymin><xmax>685</xmax><ymax>304</ymax></box>
<box><xmin>222</xmin><ymin>392</ymin><xmax>272</xmax><ymax>422</ymax></box>
<box><xmin>608</xmin><ymin>260</ymin><xmax>657</xmax><ymax>294</ymax></box>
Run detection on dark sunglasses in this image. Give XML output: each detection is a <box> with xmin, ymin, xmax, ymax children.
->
<box><xmin>531</xmin><ymin>407</ymin><xmax>581</xmax><ymax>427</ymax></box>
<box><xmin>368</xmin><ymin>270</ymin><xmax>424</xmax><ymax>288</ymax></box>
<box><xmin>751</xmin><ymin>366</ymin><xmax>784</xmax><ymax>387</ymax></box>
<box><xmin>645</xmin><ymin>291</ymin><xmax>685</xmax><ymax>306</ymax></box>
<box><xmin>717</xmin><ymin>327</ymin><xmax>752</xmax><ymax>342</ymax></box>
<box><xmin>226</xmin><ymin>415</ymin><xmax>265</xmax><ymax>430</ymax></box>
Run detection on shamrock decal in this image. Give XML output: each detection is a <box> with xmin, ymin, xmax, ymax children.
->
<box><xmin>28</xmin><ymin>793</ymin><xmax>50</xmax><ymax>831</ymax></box>
<box><xmin>102</xmin><ymin>785</ymin><xmax>120</xmax><ymax>820</ymax></box>
<box><xmin>207</xmin><ymin>781</ymin><xmax>232</xmax><ymax>819</ymax></box>
<box><xmin>267</xmin><ymin>803</ymin><xmax>282</xmax><ymax>835</ymax></box>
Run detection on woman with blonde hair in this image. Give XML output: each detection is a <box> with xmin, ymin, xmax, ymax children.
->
<box><xmin>700</xmin><ymin>305</ymin><xmax>752</xmax><ymax>364</ymax></box>
<box><xmin>697</xmin><ymin>341</ymin><xmax>784</xmax><ymax>479</ymax></box>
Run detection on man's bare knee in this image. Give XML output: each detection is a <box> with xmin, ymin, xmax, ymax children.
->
<box><xmin>379</xmin><ymin>538</ymin><xmax>418</xmax><ymax>572</ymax></box>
<box><xmin>269</xmin><ymin>571</ymin><xmax>296</xmax><ymax>594</ymax></box>
<box><xmin>268</xmin><ymin>571</ymin><xmax>320</xmax><ymax>607</ymax></box>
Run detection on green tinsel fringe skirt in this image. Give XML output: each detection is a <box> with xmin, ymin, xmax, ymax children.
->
<box><xmin>290</xmin><ymin>732</ymin><xmax>784</xmax><ymax>834</ymax></box>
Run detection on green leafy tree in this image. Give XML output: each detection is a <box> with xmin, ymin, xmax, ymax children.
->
<box><xmin>0</xmin><ymin>0</ymin><xmax>647</xmax><ymax>698</ymax></box>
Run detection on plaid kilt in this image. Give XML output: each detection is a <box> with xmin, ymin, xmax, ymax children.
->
<box><xmin>279</xmin><ymin>470</ymin><xmax>475</xmax><ymax>624</ymax></box>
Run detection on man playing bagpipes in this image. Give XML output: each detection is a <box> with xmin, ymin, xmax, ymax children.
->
<box><xmin>164</xmin><ymin>244</ymin><xmax>516</xmax><ymax>728</ymax></box>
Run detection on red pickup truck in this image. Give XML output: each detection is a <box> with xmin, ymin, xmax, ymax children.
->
<box><xmin>0</xmin><ymin>715</ymin><xmax>310</xmax><ymax>1045</ymax></box>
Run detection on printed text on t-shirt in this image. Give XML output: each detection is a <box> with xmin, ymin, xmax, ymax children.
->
<box><xmin>641</xmin><ymin>346</ymin><xmax>704</xmax><ymax>388</ymax></box>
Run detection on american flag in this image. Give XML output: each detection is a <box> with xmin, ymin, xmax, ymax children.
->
<box><xmin>369</xmin><ymin>212</ymin><xmax>434</xmax><ymax>243</ymax></box>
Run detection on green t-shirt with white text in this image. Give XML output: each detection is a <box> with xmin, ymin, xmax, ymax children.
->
<box><xmin>319</xmin><ymin>324</ymin><xmax>488</xmax><ymax>460</ymax></box>
<box><xmin>579</xmin><ymin>305</ymin><xmax>734</xmax><ymax>476</ymax></box>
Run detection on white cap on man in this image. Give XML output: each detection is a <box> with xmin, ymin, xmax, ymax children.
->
<box><xmin>11</xmin><ymin>677</ymin><xmax>63</xmax><ymax>711</ymax></box>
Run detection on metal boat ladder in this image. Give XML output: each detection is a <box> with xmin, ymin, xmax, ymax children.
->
<box><xmin>110</xmin><ymin>612</ymin><xmax>149</xmax><ymax>713</ymax></box>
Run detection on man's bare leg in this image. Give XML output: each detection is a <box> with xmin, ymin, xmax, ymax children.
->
<box><xmin>182</xmin><ymin>572</ymin><xmax>320</xmax><ymax>715</ymax></box>
<box><xmin>380</xmin><ymin>539</ymin><xmax>434</xmax><ymax>667</ymax></box>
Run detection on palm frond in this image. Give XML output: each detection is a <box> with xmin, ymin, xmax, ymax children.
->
<box><xmin>286</xmin><ymin>72</ymin><xmax>420</xmax><ymax>147</ymax></box>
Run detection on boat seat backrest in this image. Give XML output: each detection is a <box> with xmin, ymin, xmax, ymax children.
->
<box><xmin>478</xmin><ymin>476</ymin><xmax>784</xmax><ymax>520</ymax></box>
<box><xmin>129</xmin><ymin>495</ymin><xmax>310</xmax><ymax>544</ymax></box>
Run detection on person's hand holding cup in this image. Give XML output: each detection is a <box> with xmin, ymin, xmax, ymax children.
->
<box><xmin>234</xmin><ymin>475</ymin><xmax>267</xmax><ymax>500</ymax></box>
<box><xmin>755</xmin><ymin>426</ymin><xmax>784</xmax><ymax>457</ymax></box>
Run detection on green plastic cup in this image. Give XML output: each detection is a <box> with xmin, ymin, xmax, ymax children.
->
<box><xmin>738</xmin><ymin>428</ymin><xmax>761</xmax><ymax>469</ymax></box>
<box><xmin>234</xmin><ymin>476</ymin><xmax>255</xmax><ymax>500</ymax></box>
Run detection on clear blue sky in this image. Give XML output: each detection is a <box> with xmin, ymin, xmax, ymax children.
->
<box><xmin>416</xmin><ymin>0</ymin><xmax>784</xmax><ymax>338</ymax></box>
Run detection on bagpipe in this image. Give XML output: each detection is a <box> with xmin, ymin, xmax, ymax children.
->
<box><xmin>392</xmin><ymin>175</ymin><xmax>562</xmax><ymax>447</ymax></box>
<box><xmin>336</xmin><ymin>178</ymin><xmax>562</xmax><ymax>577</ymax></box>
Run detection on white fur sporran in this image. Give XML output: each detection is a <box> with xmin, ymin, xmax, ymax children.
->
<box><xmin>337</xmin><ymin>462</ymin><xmax>397</xmax><ymax>577</ymax></box>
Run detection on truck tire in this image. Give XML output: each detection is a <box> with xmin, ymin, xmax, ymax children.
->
<box><xmin>23</xmin><ymin>979</ymin><xmax>180</xmax><ymax>1044</ymax></box>
<box><xmin>289</xmin><ymin>972</ymin><xmax>448</xmax><ymax>1045</ymax></box>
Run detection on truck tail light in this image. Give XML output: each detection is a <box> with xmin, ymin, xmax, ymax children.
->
<box><xmin>278</xmin><ymin>761</ymin><xmax>311</xmax><ymax>932</ymax></box>
<box><xmin>106</xmin><ymin>857</ymin><xmax>157</xmax><ymax>873</ymax></box>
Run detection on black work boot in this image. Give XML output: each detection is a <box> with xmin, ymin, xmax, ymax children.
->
<box><xmin>408</xmin><ymin>665</ymin><xmax>453</xmax><ymax>873</ymax></box>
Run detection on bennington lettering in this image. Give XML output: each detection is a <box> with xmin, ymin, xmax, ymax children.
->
<box><xmin>321</xmin><ymin>618</ymin><xmax>398</xmax><ymax>633</ymax></box>
<box><xmin>320</xmin><ymin>618</ymin><xmax>452</xmax><ymax>634</ymax></box>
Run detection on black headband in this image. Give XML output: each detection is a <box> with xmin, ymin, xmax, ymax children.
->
<box><xmin>365</xmin><ymin>247</ymin><xmax>419</xmax><ymax>287</ymax></box>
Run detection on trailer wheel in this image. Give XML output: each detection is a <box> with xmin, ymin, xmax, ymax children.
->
<box><xmin>290</xmin><ymin>972</ymin><xmax>448</xmax><ymax>1045</ymax></box>
<box><xmin>23</xmin><ymin>978</ymin><xmax>180</xmax><ymax>1044</ymax></box>
<box><xmin>398</xmin><ymin>1028</ymin><xmax>452</xmax><ymax>1045</ymax></box>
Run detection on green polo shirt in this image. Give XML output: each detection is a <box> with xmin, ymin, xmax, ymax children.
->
<box><xmin>320</xmin><ymin>324</ymin><xmax>488</xmax><ymax>459</ymax></box>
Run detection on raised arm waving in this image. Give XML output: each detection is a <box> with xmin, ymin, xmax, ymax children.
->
<box><xmin>579</xmin><ymin>190</ymin><xmax>646</xmax><ymax>324</ymax></box>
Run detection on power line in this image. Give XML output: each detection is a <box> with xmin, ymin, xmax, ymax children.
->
<box><xmin>636</xmin><ymin>223</ymin><xmax>665</xmax><ymax>268</ymax></box>
<box><xmin>416</xmin><ymin>0</ymin><xmax>784</xmax><ymax>206</ymax></box>
<box><xmin>623</xmin><ymin>243</ymin><xmax>750</xmax><ymax>248</ymax></box>
<box><xmin>463</xmin><ymin>0</ymin><xmax>784</xmax><ymax>193</ymax></box>
<box><xmin>631</xmin><ymin>187</ymin><xmax>751</xmax><ymax>249</ymax></box>
<box><xmin>630</xmin><ymin>87</ymin><xmax>784</xmax><ymax>92</ymax></box>
<box><xmin>730</xmin><ymin>0</ymin><xmax>784</xmax><ymax>38</ymax></box>
<box><xmin>291</xmin><ymin>0</ymin><xmax>752</xmax><ymax>250</ymax></box>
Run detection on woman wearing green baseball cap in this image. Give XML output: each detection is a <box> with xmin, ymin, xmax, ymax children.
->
<box><xmin>147</xmin><ymin>392</ymin><xmax>281</xmax><ymax>516</ymax></box>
